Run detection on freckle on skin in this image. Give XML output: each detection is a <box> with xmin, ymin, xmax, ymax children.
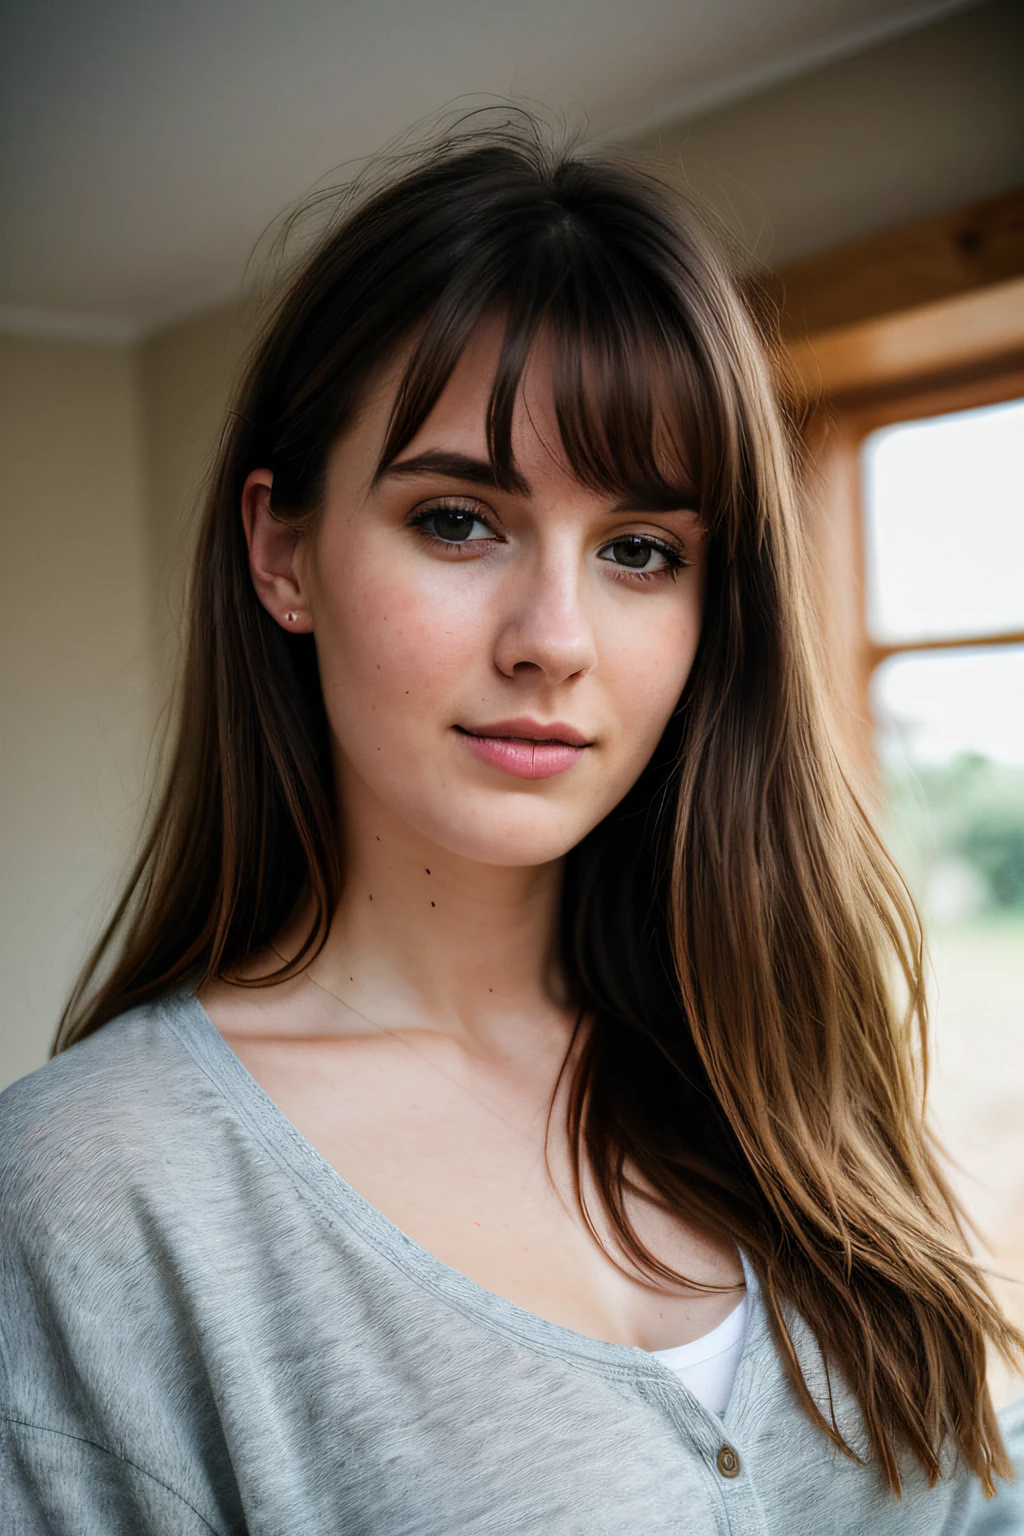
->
<box><xmin>474</xmin><ymin>1221</ymin><xmax>482</xmax><ymax>1228</ymax></box>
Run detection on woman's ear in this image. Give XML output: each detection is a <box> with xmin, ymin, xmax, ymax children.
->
<box><xmin>241</xmin><ymin>468</ymin><xmax>314</xmax><ymax>633</ymax></box>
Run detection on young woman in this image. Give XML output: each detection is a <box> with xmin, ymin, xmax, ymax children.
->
<box><xmin>2</xmin><ymin>119</ymin><xmax>1022</xmax><ymax>1534</ymax></box>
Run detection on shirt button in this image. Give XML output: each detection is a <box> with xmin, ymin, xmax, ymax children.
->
<box><xmin>716</xmin><ymin>1444</ymin><xmax>740</xmax><ymax>1479</ymax></box>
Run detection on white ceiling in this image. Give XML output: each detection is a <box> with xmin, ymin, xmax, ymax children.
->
<box><xmin>0</xmin><ymin>0</ymin><xmax>978</xmax><ymax>338</ymax></box>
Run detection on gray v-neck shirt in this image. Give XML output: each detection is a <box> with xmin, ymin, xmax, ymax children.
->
<box><xmin>1</xmin><ymin>992</ymin><xmax>1021</xmax><ymax>1534</ymax></box>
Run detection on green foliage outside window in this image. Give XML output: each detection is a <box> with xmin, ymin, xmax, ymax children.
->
<box><xmin>883</xmin><ymin>754</ymin><xmax>1024</xmax><ymax>920</ymax></box>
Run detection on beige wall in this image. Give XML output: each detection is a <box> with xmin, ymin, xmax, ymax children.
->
<box><xmin>0</xmin><ymin>312</ymin><xmax>249</xmax><ymax>1091</ymax></box>
<box><xmin>0</xmin><ymin>337</ymin><xmax>152</xmax><ymax>1087</ymax></box>
<box><xmin>140</xmin><ymin>302</ymin><xmax>250</xmax><ymax>678</ymax></box>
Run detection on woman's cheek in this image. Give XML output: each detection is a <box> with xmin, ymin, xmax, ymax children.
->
<box><xmin>318</xmin><ymin>554</ymin><xmax>490</xmax><ymax>741</ymax></box>
<box><xmin>606</xmin><ymin>603</ymin><xmax>701</xmax><ymax>766</ymax></box>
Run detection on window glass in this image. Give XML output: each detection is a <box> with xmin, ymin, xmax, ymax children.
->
<box><xmin>862</xmin><ymin>397</ymin><xmax>1024</xmax><ymax>644</ymax></box>
<box><xmin>873</xmin><ymin>647</ymin><xmax>1024</xmax><ymax>1406</ymax></box>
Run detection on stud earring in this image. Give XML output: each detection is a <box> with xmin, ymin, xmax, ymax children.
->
<box><xmin>285</xmin><ymin>610</ymin><xmax>298</xmax><ymax>624</ymax></box>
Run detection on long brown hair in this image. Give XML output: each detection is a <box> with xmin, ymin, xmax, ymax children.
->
<box><xmin>56</xmin><ymin>112</ymin><xmax>1021</xmax><ymax>1495</ymax></box>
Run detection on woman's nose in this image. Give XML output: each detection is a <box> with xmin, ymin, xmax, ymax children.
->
<box><xmin>492</xmin><ymin>548</ymin><xmax>598</xmax><ymax>685</ymax></box>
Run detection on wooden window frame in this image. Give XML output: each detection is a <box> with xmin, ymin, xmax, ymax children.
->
<box><xmin>769</xmin><ymin>192</ymin><xmax>1024</xmax><ymax>781</ymax></box>
<box><xmin>845</xmin><ymin>368</ymin><xmax>1024</xmax><ymax>674</ymax></box>
<box><xmin>800</xmin><ymin>360</ymin><xmax>1024</xmax><ymax>785</ymax></box>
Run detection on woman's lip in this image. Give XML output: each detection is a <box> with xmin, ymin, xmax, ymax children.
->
<box><xmin>457</xmin><ymin>718</ymin><xmax>591</xmax><ymax>748</ymax></box>
<box><xmin>458</xmin><ymin>733</ymin><xmax>587</xmax><ymax>780</ymax></box>
<box><xmin>454</xmin><ymin>723</ymin><xmax>592</xmax><ymax>781</ymax></box>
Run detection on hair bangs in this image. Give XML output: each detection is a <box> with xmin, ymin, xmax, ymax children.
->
<box><xmin>547</xmin><ymin>305</ymin><xmax>705</xmax><ymax>517</ymax></box>
<box><xmin>375</xmin><ymin>214</ymin><xmax>708</xmax><ymax>520</ymax></box>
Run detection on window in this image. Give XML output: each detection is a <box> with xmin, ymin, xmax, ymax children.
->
<box><xmin>861</xmin><ymin>396</ymin><xmax>1024</xmax><ymax>1404</ymax></box>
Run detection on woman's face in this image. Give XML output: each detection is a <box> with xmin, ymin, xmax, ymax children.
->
<box><xmin>252</xmin><ymin>322</ymin><xmax>707</xmax><ymax>868</ymax></box>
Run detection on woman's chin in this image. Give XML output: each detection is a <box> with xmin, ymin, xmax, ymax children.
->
<box><xmin>411</xmin><ymin>802</ymin><xmax>596</xmax><ymax>870</ymax></box>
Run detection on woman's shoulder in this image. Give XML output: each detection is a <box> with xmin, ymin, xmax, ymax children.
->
<box><xmin>0</xmin><ymin>995</ymin><xmax>205</xmax><ymax>1231</ymax></box>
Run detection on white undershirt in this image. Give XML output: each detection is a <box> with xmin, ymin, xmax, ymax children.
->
<box><xmin>649</xmin><ymin>1297</ymin><xmax>747</xmax><ymax>1416</ymax></box>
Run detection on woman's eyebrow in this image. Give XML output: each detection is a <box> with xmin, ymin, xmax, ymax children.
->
<box><xmin>375</xmin><ymin>450</ymin><xmax>698</xmax><ymax>515</ymax></box>
<box><xmin>374</xmin><ymin>450</ymin><xmax>530</xmax><ymax>496</ymax></box>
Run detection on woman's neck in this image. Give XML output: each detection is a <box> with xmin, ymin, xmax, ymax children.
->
<box><xmin>279</xmin><ymin>774</ymin><xmax>573</xmax><ymax>1061</ymax></box>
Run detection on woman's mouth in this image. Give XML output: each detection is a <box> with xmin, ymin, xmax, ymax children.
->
<box><xmin>454</xmin><ymin>719</ymin><xmax>592</xmax><ymax>780</ymax></box>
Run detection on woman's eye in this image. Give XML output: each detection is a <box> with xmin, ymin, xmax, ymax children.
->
<box><xmin>413</xmin><ymin>502</ymin><xmax>496</xmax><ymax>544</ymax></box>
<box><xmin>598</xmin><ymin>535</ymin><xmax>682</xmax><ymax>575</ymax></box>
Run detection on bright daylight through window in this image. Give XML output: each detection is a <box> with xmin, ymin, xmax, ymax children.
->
<box><xmin>863</xmin><ymin>397</ymin><xmax>1024</xmax><ymax>1403</ymax></box>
